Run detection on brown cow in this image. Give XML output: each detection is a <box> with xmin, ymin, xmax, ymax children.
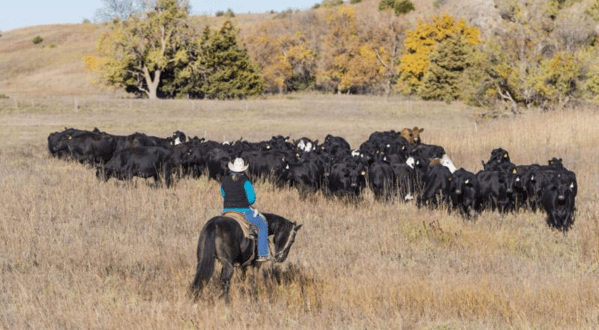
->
<box><xmin>400</xmin><ymin>127</ymin><xmax>424</xmax><ymax>145</ymax></box>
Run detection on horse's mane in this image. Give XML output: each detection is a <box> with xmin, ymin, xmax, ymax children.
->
<box><xmin>263</xmin><ymin>213</ymin><xmax>293</xmax><ymax>236</ymax></box>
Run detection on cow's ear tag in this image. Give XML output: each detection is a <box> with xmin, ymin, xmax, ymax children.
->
<box><xmin>448</xmin><ymin>177</ymin><xmax>452</xmax><ymax>181</ymax></box>
<box><xmin>465</xmin><ymin>179</ymin><xmax>469</xmax><ymax>184</ymax></box>
<box><xmin>504</xmin><ymin>153</ymin><xmax>508</xmax><ymax>158</ymax></box>
<box><xmin>67</xmin><ymin>135</ymin><xmax>72</xmax><ymax>140</ymax></box>
<box><xmin>361</xmin><ymin>171</ymin><xmax>366</xmax><ymax>176</ymax></box>
<box><xmin>512</xmin><ymin>168</ymin><xmax>517</xmax><ymax>174</ymax></box>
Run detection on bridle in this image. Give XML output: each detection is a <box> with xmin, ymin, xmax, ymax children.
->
<box><xmin>274</xmin><ymin>225</ymin><xmax>298</xmax><ymax>261</ymax></box>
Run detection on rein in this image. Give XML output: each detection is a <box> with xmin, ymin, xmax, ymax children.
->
<box><xmin>275</xmin><ymin>225</ymin><xmax>297</xmax><ymax>260</ymax></box>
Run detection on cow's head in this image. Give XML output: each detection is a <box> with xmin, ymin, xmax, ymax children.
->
<box><xmin>412</xmin><ymin>126</ymin><xmax>424</xmax><ymax>144</ymax></box>
<box><xmin>172</xmin><ymin>131</ymin><xmax>187</xmax><ymax>145</ymax></box>
<box><xmin>450</xmin><ymin>169</ymin><xmax>476</xmax><ymax>198</ymax></box>
<box><xmin>548</xmin><ymin>157</ymin><xmax>563</xmax><ymax>168</ymax></box>
<box><xmin>399</xmin><ymin>128</ymin><xmax>415</xmax><ymax>145</ymax></box>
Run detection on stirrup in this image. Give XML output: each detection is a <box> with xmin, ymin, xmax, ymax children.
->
<box><xmin>255</xmin><ymin>256</ymin><xmax>272</xmax><ymax>263</ymax></box>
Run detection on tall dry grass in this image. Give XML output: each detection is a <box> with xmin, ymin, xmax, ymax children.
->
<box><xmin>1</xmin><ymin>95</ymin><xmax>598</xmax><ymax>329</ymax></box>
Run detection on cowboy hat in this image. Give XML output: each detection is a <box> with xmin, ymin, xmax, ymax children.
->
<box><xmin>228</xmin><ymin>157</ymin><xmax>249</xmax><ymax>173</ymax></box>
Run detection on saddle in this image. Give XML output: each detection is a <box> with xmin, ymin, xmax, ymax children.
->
<box><xmin>222</xmin><ymin>211</ymin><xmax>258</xmax><ymax>240</ymax></box>
<box><xmin>222</xmin><ymin>211</ymin><xmax>276</xmax><ymax>267</ymax></box>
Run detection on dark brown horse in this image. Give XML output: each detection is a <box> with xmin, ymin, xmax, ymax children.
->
<box><xmin>189</xmin><ymin>213</ymin><xmax>302</xmax><ymax>302</ymax></box>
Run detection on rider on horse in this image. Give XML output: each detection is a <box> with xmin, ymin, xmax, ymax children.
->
<box><xmin>221</xmin><ymin>157</ymin><xmax>271</xmax><ymax>262</ymax></box>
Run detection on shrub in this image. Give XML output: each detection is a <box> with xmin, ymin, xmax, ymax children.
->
<box><xmin>394</xmin><ymin>0</ymin><xmax>415</xmax><ymax>14</ymax></box>
<box><xmin>273</xmin><ymin>9</ymin><xmax>293</xmax><ymax>19</ymax></box>
<box><xmin>0</xmin><ymin>94</ymin><xmax>9</xmax><ymax>99</ymax></box>
<box><xmin>32</xmin><ymin>35</ymin><xmax>43</xmax><ymax>44</ymax></box>
<box><xmin>224</xmin><ymin>9</ymin><xmax>235</xmax><ymax>18</ymax></box>
<box><xmin>350</xmin><ymin>0</ymin><xmax>362</xmax><ymax>4</ymax></box>
<box><xmin>215</xmin><ymin>10</ymin><xmax>224</xmax><ymax>17</ymax></box>
<box><xmin>321</xmin><ymin>0</ymin><xmax>344</xmax><ymax>8</ymax></box>
<box><xmin>379</xmin><ymin>0</ymin><xmax>395</xmax><ymax>11</ymax></box>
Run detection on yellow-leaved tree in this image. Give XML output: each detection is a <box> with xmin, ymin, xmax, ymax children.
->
<box><xmin>320</xmin><ymin>7</ymin><xmax>389</xmax><ymax>93</ymax></box>
<box><xmin>397</xmin><ymin>13</ymin><xmax>480</xmax><ymax>94</ymax></box>
<box><xmin>245</xmin><ymin>32</ymin><xmax>317</xmax><ymax>93</ymax></box>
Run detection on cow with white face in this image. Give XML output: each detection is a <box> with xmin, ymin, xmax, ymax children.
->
<box><xmin>171</xmin><ymin>131</ymin><xmax>187</xmax><ymax>145</ymax></box>
<box><xmin>294</xmin><ymin>137</ymin><xmax>318</xmax><ymax>153</ymax></box>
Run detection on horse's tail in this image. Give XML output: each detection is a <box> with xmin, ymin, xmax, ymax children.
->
<box><xmin>189</xmin><ymin>219</ymin><xmax>217</xmax><ymax>298</ymax></box>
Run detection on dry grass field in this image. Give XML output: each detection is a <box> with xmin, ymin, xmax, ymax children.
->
<box><xmin>1</xmin><ymin>94</ymin><xmax>598</xmax><ymax>329</ymax></box>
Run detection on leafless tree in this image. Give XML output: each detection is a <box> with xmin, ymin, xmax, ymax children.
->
<box><xmin>93</xmin><ymin>0</ymin><xmax>141</xmax><ymax>22</ymax></box>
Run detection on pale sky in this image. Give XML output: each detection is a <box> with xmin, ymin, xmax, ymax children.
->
<box><xmin>0</xmin><ymin>0</ymin><xmax>319</xmax><ymax>32</ymax></box>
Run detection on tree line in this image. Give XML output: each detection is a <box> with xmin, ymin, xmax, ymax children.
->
<box><xmin>85</xmin><ymin>0</ymin><xmax>599</xmax><ymax>110</ymax></box>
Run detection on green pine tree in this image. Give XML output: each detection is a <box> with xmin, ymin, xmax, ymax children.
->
<box><xmin>418</xmin><ymin>33</ymin><xmax>473</xmax><ymax>102</ymax></box>
<box><xmin>198</xmin><ymin>20</ymin><xmax>264</xmax><ymax>100</ymax></box>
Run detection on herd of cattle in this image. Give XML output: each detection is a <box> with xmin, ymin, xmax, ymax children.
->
<box><xmin>47</xmin><ymin>126</ymin><xmax>578</xmax><ymax>232</ymax></box>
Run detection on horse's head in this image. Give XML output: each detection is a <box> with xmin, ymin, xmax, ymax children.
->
<box><xmin>273</xmin><ymin>222</ymin><xmax>302</xmax><ymax>263</ymax></box>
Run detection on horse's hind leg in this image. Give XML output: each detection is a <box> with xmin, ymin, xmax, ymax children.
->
<box><xmin>220</xmin><ymin>262</ymin><xmax>234</xmax><ymax>303</ymax></box>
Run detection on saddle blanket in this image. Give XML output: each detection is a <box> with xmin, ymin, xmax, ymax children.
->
<box><xmin>222</xmin><ymin>211</ymin><xmax>257</xmax><ymax>239</ymax></box>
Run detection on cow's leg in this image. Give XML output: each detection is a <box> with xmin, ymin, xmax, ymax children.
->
<box><xmin>164</xmin><ymin>163</ymin><xmax>173</xmax><ymax>188</ymax></box>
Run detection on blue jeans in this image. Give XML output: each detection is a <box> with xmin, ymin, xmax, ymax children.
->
<box><xmin>240</xmin><ymin>210</ymin><xmax>269</xmax><ymax>258</ymax></box>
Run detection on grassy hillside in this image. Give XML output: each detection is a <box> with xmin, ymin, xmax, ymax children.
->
<box><xmin>0</xmin><ymin>0</ymin><xmax>520</xmax><ymax>98</ymax></box>
<box><xmin>3</xmin><ymin>0</ymin><xmax>595</xmax><ymax>102</ymax></box>
<box><xmin>0</xmin><ymin>95</ymin><xmax>598</xmax><ymax>328</ymax></box>
<box><xmin>0</xmin><ymin>24</ymin><xmax>107</xmax><ymax>97</ymax></box>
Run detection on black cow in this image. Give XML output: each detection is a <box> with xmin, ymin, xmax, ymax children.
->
<box><xmin>326</xmin><ymin>159</ymin><xmax>367</xmax><ymax>199</ymax></box>
<box><xmin>205</xmin><ymin>146</ymin><xmax>233</xmax><ymax>181</ymax></box>
<box><xmin>278</xmin><ymin>154</ymin><xmax>326</xmax><ymax>198</ymax></box>
<box><xmin>320</xmin><ymin>134</ymin><xmax>351</xmax><ymax>156</ymax></box>
<box><xmin>482</xmin><ymin>148</ymin><xmax>515</xmax><ymax>172</ymax></box>
<box><xmin>449</xmin><ymin>168</ymin><xmax>478</xmax><ymax>218</ymax></box>
<box><xmin>359</xmin><ymin>132</ymin><xmax>411</xmax><ymax>161</ymax></box>
<box><xmin>48</xmin><ymin>127</ymin><xmax>102</xmax><ymax>158</ymax></box>
<box><xmin>406</xmin><ymin>154</ymin><xmax>430</xmax><ymax>195</ymax></box>
<box><xmin>97</xmin><ymin>146</ymin><xmax>174</xmax><ymax>188</ymax></box>
<box><xmin>391</xmin><ymin>162</ymin><xmax>416</xmax><ymax>201</ymax></box>
<box><xmin>241</xmin><ymin>149</ymin><xmax>288</xmax><ymax>181</ymax></box>
<box><xmin>510</xmin><ymin>169</ymin><xmax>528</xmax><ymax>212</ymax></box>
<box><xmin>50</xmin><ymin>129</ymin><xmax>117</xmax><ymax>164</ymax></box>
<box><xmin>547</xmin><ymin>157</ymin><xmax>564</xmax><ymax>169</ymax></box>
<box><xmin>368</xmin><ymin>160</ymin><xmax>396</xmax><ymax>201</ymax></box>
<box><xmin>169</xmin><ymin>138</ymin><xmax>209</xmax><ymax>178</ymax></box>
<box><xmin>268</xmin><ymin>135</ymin><xmax>295</xmax><ymax>151</ymax></box>
<box><xmin>409</xmin><ymin>143</ymin><xmax>446</xmax><ymax>162</ymax></box>
<box><xmin>475</xmin><ymin>170</ymin><xmax>516</xmax><ymax>213</ymax></box>
<box><xmin>90</xmin><ymin>130</ymin><xmax>186</xmax><ymax>153</ymax></box>
<box><xmin>541</xmin><ymin>175</ymin><xmax>576</xmax><ymax>232</ymax></box>
<box><xmin>417</xmin><ymin>164</ymin><xmax>452</xmax><ymax>209</ymax></box>
<box><xmin>522</xmin><ymin>166</ymin><xmax>577</xmax><ymax>212</ymax></box>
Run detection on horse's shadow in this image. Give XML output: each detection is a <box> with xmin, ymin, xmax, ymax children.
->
<box><xmin>234</xmin><ymin>262</ymin><xmax>318</xmax><ymax>303</ymax></box>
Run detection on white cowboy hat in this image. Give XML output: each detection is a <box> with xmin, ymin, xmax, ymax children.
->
<box><xmin>228</xmin><ymin>157</ymin><xmax>249</xmax><ymax>173</ymax></box>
